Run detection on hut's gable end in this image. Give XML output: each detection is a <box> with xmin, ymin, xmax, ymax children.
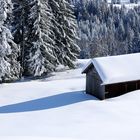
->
<box><xmin>86</xmin><ymin>66</ymin><xmax>105</xmax><ymax>100</ymax></box>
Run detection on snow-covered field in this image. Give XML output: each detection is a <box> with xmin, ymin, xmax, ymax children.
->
<box><xmin>0</xmin><ymin>59</ymin><xmax>140</xmax><ymax>140</ymax></box>
<box><xmin>108</xmin><ymin>0</ymin><xmax>140</xmax><ymax>4</ymax></box>
<box><xmin>107</xmin><ymin>0</ymin><xmax>140</xmax><ymax>8</ymax></box>
<box><xmin>108</xmin><ymin>0</ymin><xmax>130</xmax><ymax>3</ymax></box>
<box><xmin>110</xmin><ymin>3</ymin><xmax>140</xmax><ymax>9</ymax></box>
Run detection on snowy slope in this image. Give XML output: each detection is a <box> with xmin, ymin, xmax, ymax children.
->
<box><xmin>108</xmin><ymin>0</ymin><xmax>130</xmax><ymax>3</ymax></box>
<box><xmin>72</xmin><ymin>0</ymin><xmax>136</xmax><ymax>4</ymax></box>
<box><xmin>0</xmin><ymin>59</ymin><xmax>140</xmax><ymax>140</ymax></box>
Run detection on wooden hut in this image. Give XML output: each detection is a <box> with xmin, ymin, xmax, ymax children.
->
<box><xmin>82</xmin><ymin>53</ymin><xmax>140</xmax><ymax>100</ymax></box>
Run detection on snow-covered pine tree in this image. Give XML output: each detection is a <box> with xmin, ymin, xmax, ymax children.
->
<box><xmin>12</xmin><ymin>0</ymin><xmax>29</xmax><ymax>76</ymax></box>
<box><xmin>0</xmin><ymin>0</ymin><xmax>20</xmax><ymax>82</ymax></box>
<box><xmin>25</xmin><ymin>0</ymin><xmax>57</xmax><ymax>76</ymax></box>
<box><xmin>12</xmin><ymin>0</ymin><xmax>24</xmax><ymax>45</ymax></box>
<box><xmin>49</xmin><ymin>0</ymin><xmax>80</xmax><ymax>68</ymax></box>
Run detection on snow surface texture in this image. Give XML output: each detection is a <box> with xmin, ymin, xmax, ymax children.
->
<box><xmin>108</xmin><ymin>0</ymin><xmax>131</xmax><ymax>3</ymax></box>
<box><xmin>82</xmin><ymin>53</ymin><xmax>140</xmax><ymax>85</ymax></box>
<box><xmin>0</xmin><ymin>59</ymin><xmax>140</xmax><ymax>140</ymax></box>
<box><xmin>107</xmin><ymin>0</ymin><xmax>140</xmax><ymax>9</ymax></box>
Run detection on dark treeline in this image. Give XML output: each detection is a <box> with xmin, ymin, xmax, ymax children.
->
<box><xmin>71</xmin><ymin>0</ymin><xmax>140</xmax><ymax>58</ymax></box>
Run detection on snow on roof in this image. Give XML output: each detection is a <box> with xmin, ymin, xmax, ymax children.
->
<box><xmin>82</xmin><ymin>53</ymin><xmax>140</xmax><ymax>85</ymax></box>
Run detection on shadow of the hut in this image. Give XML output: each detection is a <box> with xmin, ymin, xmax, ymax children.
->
<box><xmin>0</xmin><ymin>91</ymin><xmax>97</xmax><ymax>113</ymax></box>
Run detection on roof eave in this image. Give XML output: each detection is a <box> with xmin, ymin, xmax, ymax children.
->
<box><xmin>101</xmin><ymin>78</ymin><xmax>140</xmax><ymax>86</ymax></box>
<box><xmin>81</xmin><ymin>60</ymin><xmax>93</xmax><ymax>74</ymax></box>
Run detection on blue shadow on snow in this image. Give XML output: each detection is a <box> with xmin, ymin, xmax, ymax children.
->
<box><xmin>0</xmin><ymin>91</ymin><xmax>97</xmax><ymax>113</ymax></box>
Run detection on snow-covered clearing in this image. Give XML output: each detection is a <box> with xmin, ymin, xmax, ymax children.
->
<box><xmin>110</xmin><ymin>3</ymin><xmax>140</xmax><ymax>9</ymax></box>
<box><xmin>0</xmin><ymin>59</ymin><xmax>140</xmax><ymax>140</ymax></box>
<box><xmin>107</xmin><ymin>0</ymin><xmax>140</xmax><ymax>9</ymax></box>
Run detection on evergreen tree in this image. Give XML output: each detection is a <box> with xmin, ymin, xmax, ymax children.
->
<box><xmin>49</xmin><ymin>0</ymin><xmax>80</xmax><ymax>68</ymax></box>
<box><xmin>130</xmin><ymin>0</ymin><xmax>135</xmax><ymax>3</ymax></box>
<box><xmin>111</xmin><ymin>0</ymin><xmax>117</xmax><ymax>4</ymax></box>
<box><xmin>12</xmin><ymin>0</ymin><xmax>29</xmax><ymax>76</ymax></box>
<box><xmin>23</xmin><ymin>0</ymin><xmax>58</xmax><ymax>76</ymax></box>
<box><xmin>11</xmin><ymin>0</ymin><xmax>80</xmax><ymax>77</ymax></box>
<box><xmin>0</xmin><ymin>0</ymin><xmax>20</xmax><ymax>82</ymax></box>
<box><xmin>73</xmin><ymin>0</ymin><xmax>140</xmax><ymax>58</ymax></box>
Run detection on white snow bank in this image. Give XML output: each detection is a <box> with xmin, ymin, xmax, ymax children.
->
<box><xmin>0</xmin><ymin>136</ymin><xmax>80</xmax><ymax>140</ymax></box>
<box><xmin>110</xmin><ymin>3</ymin><xmax>140</xmax><ymax>9</ymax></box>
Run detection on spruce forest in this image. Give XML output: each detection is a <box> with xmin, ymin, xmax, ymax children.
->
<box><xmin>71</xmin><ymin>0</ymin><xmax>140</xmax><ymax>58</ymax></box>
<box><xmin>0</xmin><ymin>0</ymin><xmax>80</xmax><ymax>82</ymax></box>
<box><xmin>1</xmin><ymin>0</ymin><xmax>140</xmax><ymax>83</ymax></box>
